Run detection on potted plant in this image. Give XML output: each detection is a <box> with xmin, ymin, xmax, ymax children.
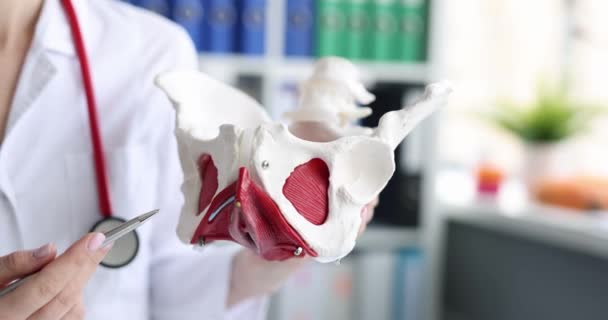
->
<box><xmin>485</xmin><ymin>83</ymin><xmax>603</xmax><ymax>187</ymax></box>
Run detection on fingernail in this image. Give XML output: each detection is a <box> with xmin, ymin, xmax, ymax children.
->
<box><xmin>32</xmin><ymin>243</ymin><xmax>52</xmax><ymax>259</ymax></box>
<box><xmin>101</xmin><ymin>241</ymin><xmax>114</xmax><ymax>252</ymax></box>
<box><xmin>87</xmin><ymin>233</ymin><xmax>106</xmax><ymax>252</ymax></box>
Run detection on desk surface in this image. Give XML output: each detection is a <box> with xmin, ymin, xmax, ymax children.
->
<box><xmin>443</xmin><ymin>201</ymin><xmax>608</xmax><ymax>258</ymax></box>
<box><xmin>437</xmin><ymin>169</ymin><xmax>608</xmax><ymax>260</ymax></box>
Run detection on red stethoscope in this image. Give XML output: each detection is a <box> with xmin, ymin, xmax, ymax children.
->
<box><xmin>61</xmin><ymin>0</ymin><xmax>139</xmax><ymax>268</ymax></box>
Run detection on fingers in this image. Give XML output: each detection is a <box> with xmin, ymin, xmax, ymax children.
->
<box><xmin>0</xmin><ymin>244</ymin><xmax>56</xmax><ymax>286</ymax></box>
<box><xmin>370</xmin><ymin>197</ymin><xmax>379</xmax><ymax>209</ymax></box>
<box><xmin>27</xmin><ymin>281</ymin><xmax>83</xmax><ymax>320</ymax></box>
<box><xmin>363</xmin><ymin>206</ymin><xmax>373</xmax><ymax>224</ymax></box>
<box><xmin>358</xmin><ymin>206</ymin><xmax>370</xmax><ymax>235</ymax></box>
<box><xmin>365</xmin><ymin>202</ymin><xmax>376</xmax><ymax>223</ymax></box>
<box><xmin>28</xmin><ymin>235</ymin><xmax>108</xmax><ymax>320</ymax></box>
<box><xmin>358</xmin><ymin>199</ymin><xmax>378</xmax><ymax>235</ymax></box>
<box><xmin>3</xmin><ymin>233</ymin><xmax>110</xmax><ymax>318</ymax></box>
<box><xmin>60</xmin><ymin>298</ymin><xmax>85</xmax><ymax>320</ymax></box>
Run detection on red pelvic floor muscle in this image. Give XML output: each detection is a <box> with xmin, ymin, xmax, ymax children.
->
<box><xmin>237</xmin><ymin>167</ymin><xmax>317</xmax><ymax>259</ymax></box>
<box><xmin>282</xmin><ymin>158</ymin><xmax>330</xmax><ymax>225</ymax></box>
<box><xmin>190</xmin><ymin>181</ymin><xmax>237</xmax><ymax>244</ymax></box>
<box><xmin>189</xmin><ymin>155</ymin><xmax>320</xmax><ymax>260</ymax></box>
<box><xmin>197</xmin><ymin>154</ymin><xmax>218</xmax><ymax>215</ymax></box>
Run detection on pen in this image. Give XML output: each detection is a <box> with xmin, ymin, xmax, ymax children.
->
<box><xmin>0</xmin><ymin>209</ymin><xmax>158</xmax><ymax>298</ymax></box>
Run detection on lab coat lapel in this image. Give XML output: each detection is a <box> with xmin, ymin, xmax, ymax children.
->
<box><xmin>3</xmin><ymin>0</ymin><xmax>67</xmax><ymax>139</ymax></box>
<box><xmin>4</xmin><ymin>47</ymin><xmax>56</xmax><ymax>140</ymax></box>
<box><xmin>0</xmin><ymin>0</ymin><xmax>66</xmax><ymax>209</ymax></box>
<box><xmin>3</xmin><ymin>0</ymin><xmax>97</xmax><ymax>152</ymax></box>
<box><xmin>0</xmin><ymin>0</ymin><xmax>96</xmax><ymax>248</ymax></box>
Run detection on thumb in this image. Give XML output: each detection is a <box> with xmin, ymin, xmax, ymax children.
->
<box><xmin>51</xmin><ymin>233</ymin><xmax>114</xmax><ymax>277</ymax></box>
<box><xmin>58</xmin><ymin>233</ymin><xmax>112</xmax><ymax>268</ymax></box>
<box><xmin>0</xmin><ymin>244</ymin><xmax>57</xmax><ymax>286</ymax></box>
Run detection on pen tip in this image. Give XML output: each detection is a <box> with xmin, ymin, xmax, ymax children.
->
<box><xmin>139</xmin><ymin>209</ymin><xmax>159</xmax><ymax>222</ymax></box>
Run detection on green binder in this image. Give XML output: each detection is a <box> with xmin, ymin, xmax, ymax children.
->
<box><xmin>316</xmin><ymin>0</ymin><xmax>348</xmax><ymax>57</ymax></box>
<box><xmin>370</xmin><ymin>0</ymin><xmax>400</xmax><ymax>61</ymax></box>
<box><xmin>396</xmin><ymin>0</ymin><xmax>428</xmax><ymax>62</ymax></box>
<box><xmin>345</xmin><ymin>0</ymin><xmax>372</xmax><ymax>60</ymax></box>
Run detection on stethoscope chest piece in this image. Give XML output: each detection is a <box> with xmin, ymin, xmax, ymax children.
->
<box><xmin>90</xmin><ymin>217</ymin><xmax>140</xmax><ymax>268</ymax></box>
<box><xmin>62</xmin><ymin>0</ymin><xmax>140</xmax><ymax>270</ymax></box>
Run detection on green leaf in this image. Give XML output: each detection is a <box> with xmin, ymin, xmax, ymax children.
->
<box><xmin>480</xmin><ymin>84</ymin><xmax>607</xmax><ymax>143</ymax></box>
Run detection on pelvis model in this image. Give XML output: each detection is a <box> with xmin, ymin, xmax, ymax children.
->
<box><xmin>156</xmin><ymin>57</ymin><xmax>451</xmax><ymax>263</ymax></box>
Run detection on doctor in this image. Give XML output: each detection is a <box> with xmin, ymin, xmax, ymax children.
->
<box><xmin>0</xmin><ymin>0</ymin><xmax>378</xmax><ymax>319</ymax></box>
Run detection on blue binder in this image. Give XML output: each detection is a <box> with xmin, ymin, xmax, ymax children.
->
<box><xmin>284</xmin><ymin>0</ymin><xmax>314</xmax><ymax>57</ymax></box>
<box><xmin>172</xmin><ymin>0</ymin><xmax>205</xmax><ymax>51</ymax></box>
<box><xmin>236</xmin><ymin>0</ymin><xmax>266</xmax><ymax>55</ymax></box>
<box><xmin>392</xmin><ymin>249</ymin><xmax>422</xmax><ymax>320</ymax></box>
<box><xmin>203</xmin><ymin>0</ymin><xmax>237</xmax><ymax>53</ymax></box>
<box><xmin>132</xmin><ymin>0</ymin><xmax>171</xmax><ymax>17</ymax></box>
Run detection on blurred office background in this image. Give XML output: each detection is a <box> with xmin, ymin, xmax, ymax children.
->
<box><xmin>124</xmin><ymin>0</ymin><xmax>608</xmax><ymax>319</ymax></box>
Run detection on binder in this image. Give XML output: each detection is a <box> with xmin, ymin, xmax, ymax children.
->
<box><xmin>172</xmin><ymin>0</ymin><xmax>205</xmax><ymax>51</ymax></box>
<box><xmin>315</xmin><ymin>0</ymin><xmax>348</xmax><ymax>57</ymax></box>
<box><xmin>370</xmin><ymin>0</ymin><xmax>399</xmax><ymax>61</ymax></box>
<box><xmin>237</xmin><ymin>0</ymin><xmax>266</xmax><ymax>55</ymax></box>
<box><xmin>284</xmin><ymin>0</ymin><xmax>315</xmax><ymax>57</ymax></box>
<box><xmin>396</xmin><ymin>0</ymin><xmax>427</xmax><ymax>62</ymax></box>
<box><xmin>204</xmin><ymin>0</ymin><xmax>238</xmax><ymax>53</ymax></box>
<box><xmin>355</xmin><ymin>252</ymin><xmax>395</xmax><ymax>320</ymax></box>
<box><xmin>392</xmin><ymin>249</ymin><xmax>423</xmax><ymax>320</ymax></box>
<box><xmin>275</xmin><ymin>259</ymin><xmax>354</xmax><ymax>320</ymax></box>
<box><xmin>345</xmin><ymin>0</ymin><xmax>372</xmax><ymax>60</ymax></box>
<box><xmin>132</xmin><ymin>0</ymin><xmax>171</xmax><ymax>17</ymax></box>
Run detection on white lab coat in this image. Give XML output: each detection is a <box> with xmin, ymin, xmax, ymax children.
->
<box><xmin>0</xmin><ymin>0</ymin><xmax>267</xmax><ymax>319</ymax></box>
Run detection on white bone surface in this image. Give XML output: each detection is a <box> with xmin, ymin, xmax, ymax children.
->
<box><xmin>284</xmin><ymin>57</ymin><xmax>375</xmax><ymax>127</ymax></box>
<box><xmin>155</xmin><ymin>59</ymin><xmax>451</xmax><ymax>262</ymax></box>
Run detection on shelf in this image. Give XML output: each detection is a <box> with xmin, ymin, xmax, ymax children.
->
<box><xmin>199</xmin><ymin>54</ymin><xmax>268</xmax><ymax>75</ymax></box>
<box><xmin>439</xmin><ymin>194</ymin><xmax>608</xmax><ymax>261</ymax></box>
<box><xmin>354</xmin><ymin>225</ymin><xmax>419</xmax><ymax>251</ymax></box>
<box><xmin>199</xmin><ymin>54</ymin><xmax>431</xmax><ymax>83</ymax></box>
<box><xmin>436</xmin><ymin>169</ymin><xmax>608</xmax><ymax>260</ymax></box>
<box><xmin>279</xmin><ymin>58</ymin><xmax>430</xmax><ymax>83</ymax></box>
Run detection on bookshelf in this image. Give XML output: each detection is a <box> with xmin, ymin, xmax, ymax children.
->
<box><xmin>200</xmin><ymin>54</ymin><xmax>431</xmax><ymax>82</ymax></box>
<box><xmin>198</xmin><ymin>0</ymin><xmax>436</xmax><ymax>118</ymax></box>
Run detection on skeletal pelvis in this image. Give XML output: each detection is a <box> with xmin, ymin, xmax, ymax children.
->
<box><xmin>155</xmin><ymin>57</ymin><xmax>451</xmax><ymax>262</ymax></box>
